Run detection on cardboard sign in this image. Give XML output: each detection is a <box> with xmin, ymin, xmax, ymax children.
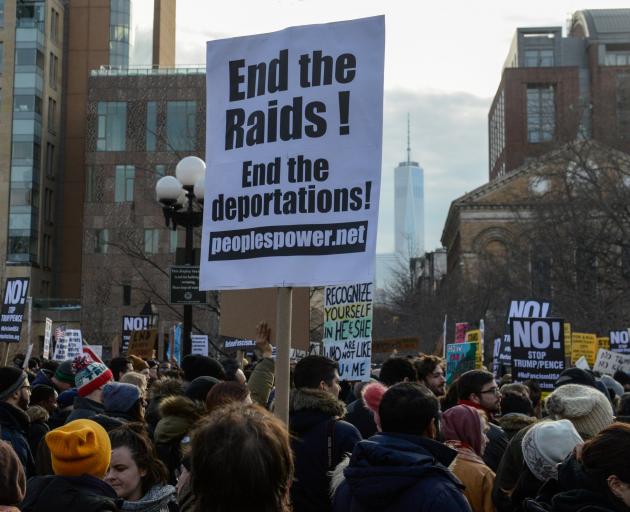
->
<box><xmin>200</xmin><ymin>16</ymin><xmax>385</xmax><ymax>289</ymax></box>
<box><xmin>220</xmin><ymin>288</ymin><xmax>310</xmax><ymax>351</ymax></box>
<box><xmin>191</xmin><ymin>334</ymin><xmax>209</xmax><ymax>356</ymax></box>
<box><xmin>0</xmin><ymin>277</ymin><xmax>30</xmax><ymax>343</ymax></box>
<box><xmin>575</xmin><ymin>356</ymin><xmax>590</xmax><ymax>370</ymax></box>
<box><xmin>610</xmin><ymin>330</ymin><xmax>630</xmax><ymax>354</ymax></box>
<box><xmin>510</xmin><ymin>318</ymin><xmax>564</xmax><ymax>391</ymax></box>
<box><xmin>571</xmin><ymin>332</ymin><xmax>597</xmax><ymax>367</ymax></box>
<box><xmin>121</xmin><ymin>315</ymin><xmax>150</xmax><ymax>353</ymax></box>
<box><xmin>43</xmin><ymin>318</ymin><xmax>53</xmax><ymax>360</ymax></box>
<box><xmin>323</xmin><ymin>283</ymin><xmax>372</xmax><ymax>381</ymax></box>
<box><xmin>593</xmin><ymin>348</ymin><xmax>630</xmax><ymax>376</ymax></box>
<box><xmin>564</xmin><ymin>322</ymin><xmax>572</xmax><ymax>359</ymax></box>
<box><xmin>127</xmin><ymin>329</ymin><xmax>157</xmax><ymax>359</ymax></box>
<box><xmin>597</xmin><ymin>337</ymin><xmax>610</xmax><ymax>352</ymax></box>
<box><xmin>446</xmin><ymin>343</ymin><xmax>477</xmax><ymax>386</ymax></box>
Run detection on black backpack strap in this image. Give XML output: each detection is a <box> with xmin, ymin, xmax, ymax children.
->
<box><xmin>327</xmin><ymin>418</ymin><xmax>336</xmax><ymax>471</ymax></box>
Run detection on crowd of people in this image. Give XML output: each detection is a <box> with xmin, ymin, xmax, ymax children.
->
<box><xmin>1</xmin><ymin>330</ymin><xmax>630</xmax><ymax>511</ymax></box>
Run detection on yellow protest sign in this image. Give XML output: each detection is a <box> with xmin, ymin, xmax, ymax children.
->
<box><xmin>564</xmin><ymin>323</ymin><xmax>572</xmax><ymax>359</ymax></box>
<box><xmin>465</xmin><ymin>329</ymin><xmax>483</xmax><ymax>368</ymax></box>
<box><xmin>571</xmin><ymin>332</ymin><xmax>597</xmax><ymax>367</ymax></box>
<box><xmin>127</xmin><ymin>329</ymin><xmax>157</xmax><ymax>359</ymax></box>
<box><xmin>597</xmin><ymin>337</ymin><xmax>610</xmax><ymax>352</ymax></box>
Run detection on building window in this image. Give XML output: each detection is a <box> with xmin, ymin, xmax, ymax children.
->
<box><xmin>524</xmin><ymin>49</ymin><xmax>554</xmax><ymax>67</ymax></box>
<box><xmin>0</xmin><ymin>1</ymin><xmax>4</xmax><ymax>27</ymax></box>
<box><xmin>527</xmin><ymin>84</ymin><xmax>555</xmax><ymax>143</ymax></box>
<box><xmin>114</xmin><ymin>165</ymin><xmax>134</xmax><ymax>202</ymax></box>
<box><xmin>14</xmin><ymin>95</ymin><xmax>42</xmax><ymax>114</ymax></box>
<box><xmin>155</xmin><ymin>164</ymin><xmax>166</xmax><ymax>178</ymax></box>
<box><xmin>50</xmin><ymin>8</ymin><xmax>59</xmax><ymax>43</ymax></box>
<box><xmin>42</xmin><ymin>233</ymin><xmax>52</xmax><ymax>269</ymax></box>
<box><xmin>44</xmin><ymin>188</ymin><xmax>53</xmax><ymax>223</ymax></box>
<box><xmin>167</xmin><ymin>101</ymin><xmax>196</xmax><ymax>151</ymax></box>
<box><xmin>146</xmin><ymin>101</ymin><xmax>157</xmax><ymax>151</ymax></box>
<box><xmin>169</xmin><ymin>230</ymin><xmax>178</xmax><ymax>253</ymax></box>
<box><xmin>16</xmin><ymin>48</ymin><xmax>44</xmax><ymax>71</ymax></box>
<box><xmin>122</xmin><ymin>284</ymin><xmax>131</xmax><ymax>305</ymax></box>
<box><xmin>109</xmin><ymin>0</ymin><xmax>130</xmax><ymax>67</ymax></box>
<box><xmin>144</xmin><ymin>229</ymin><xmax>159</xmax><ymax>255</ymax></box>
<box><xmin>47</xmin><ymin>97</ymin><xmax>56</xmax><ymax>132</ymax></box>
<box><xmin>95</xmin><ymin>229</ymin><xmax>109</xmax><ymax>254</ymax></box>
<box><xmin>97</xmin><ymin>102</ymin><xmax>126</xmax><ymax>151</ymax></box>
<box><xmin>48</xmin><ymin>52</ymin><xmax>58</xmax><ymax>89</ymax></box>
<box><xmin>618</xmin><ymin>74</ymin><xmax>630</xmax><ymax>139</ymax></box>
<box><xmin>45</xmin><ymin>143</ymin><xmax>55</xmax><ymax>177</ymax></box>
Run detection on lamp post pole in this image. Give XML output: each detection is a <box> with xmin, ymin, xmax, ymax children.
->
<box><xmin>155</xmin><ymin>156</ymin><xmax>206</xmax><ymax>359</ymax></box>
<box><xmin>183</xmin><ymin>187</ymin><xmax>195</xmax><ymax>356</ymax></box>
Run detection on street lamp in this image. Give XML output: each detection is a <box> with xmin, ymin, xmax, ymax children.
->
<box><xmin>155</xmin><ymin>156</ymin><xmax>206</xmax><ymax>357</ymax></box>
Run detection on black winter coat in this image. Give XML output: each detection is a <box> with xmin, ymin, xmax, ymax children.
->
<box><xmin>21</xmin><ymin>474</ymin><xmax>119</xmax><ymax>512</ymax></box>
<box><xmin>0</xmin><ymin>401</ymin><xmax>36</xmax><ymax>477</ymax></box>
<box><xmin>345</xmin><ymin>398</ymin><xmax>378</xmax><ymax>439</ymax></box>
<box><xmin>66</xmin><ymin>396</ymin><xmax>105</xmax><ymax>423</ymax></box>
<box><xmin>289</xmin><ymin>388</ymin><xmax>362</xmax><ymax>512</ymax></box>
<box><xmin>332</xmin><ymin>433</ymin><xmax>472</xmax><ymax>512</ymax></box>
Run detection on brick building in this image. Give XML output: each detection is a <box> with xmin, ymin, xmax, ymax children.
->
<box><xmin>489</xmin><ymin>9</ymin><xmax>630</xmax><ymax>181</ymax></box>
<box><xmin>80</xmin><ymin>67</ymin><xmax>219</xmax><ymax>354</ymax></box>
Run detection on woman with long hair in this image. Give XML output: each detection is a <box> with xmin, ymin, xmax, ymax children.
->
<box><xmin>105</xmin><ymin>423</ymin><xmax>177</xmax><ymax>511</ymax></box>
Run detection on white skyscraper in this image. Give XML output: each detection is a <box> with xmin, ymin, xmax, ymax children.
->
<box><xmin>394</xmin><ymin>118</ymin><xmax>424</xmax><ymax>258</ymax></box>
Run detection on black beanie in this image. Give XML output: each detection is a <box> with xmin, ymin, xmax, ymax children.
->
<box><xmin>0</xmin><ymin>367</ymin><xmax>27</xmax><ymax>401</ymax></box>
<box><xmin>185</xmin><ymin>376</ymin><xmax>220</xmax><ymax>402</ymax></box>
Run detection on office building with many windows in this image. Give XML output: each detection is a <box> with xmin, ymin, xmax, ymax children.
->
<box><xmin>488</xmin><ymin>9</ymin><xmax>630</xmax><ymax>181</ymax></box>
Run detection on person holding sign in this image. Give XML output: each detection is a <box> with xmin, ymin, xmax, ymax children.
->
<box><xmin>289</xmin><ymin>355</ymin><xmax>361</xmax><ymax>512</ymax></box>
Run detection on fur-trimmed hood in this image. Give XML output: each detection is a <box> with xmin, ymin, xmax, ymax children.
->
<box><xmin>498</xmin><ymin>413</ymin><xmax>538</xmax><ymax>434</ymax></box>
<box><xmin>290</xmin><ymin>388</ymin><xmax>346</xmax><ymax>417</ymax></box>
<box><xmin>26</xmin><ymin>405</ymin><xmax>49</xmax><ymax>424</ymax></box>
<box><xmin>154</xmin><ymin>395</ymin><xmax>205</xmax><ymax>444</ymax></box>
<box><xmin>149</xmin><ymin>378</ymin><xmax>184</xmax><ymax>401</ymax></box>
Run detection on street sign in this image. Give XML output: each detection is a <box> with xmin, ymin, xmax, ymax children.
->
<box><xmin>170</xmin><ymin>266</ymin><xmax>206</xmax><ymax>304</ymax></box>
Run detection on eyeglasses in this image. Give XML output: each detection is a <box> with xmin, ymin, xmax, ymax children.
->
<box><xmin>479</xmin><ymin>387</ymin><xmax>500</xmax><ymax>396</ymax></box>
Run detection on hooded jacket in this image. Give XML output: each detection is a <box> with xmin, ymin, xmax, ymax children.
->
<box><xmin>20</xmin><ymin>474</ymin><xmax>119</xmax><ymax>512</ymax></box>
<box><xmin>289</xmin><ymin>388</ymin><xmax>362</xmax><ymax>512</ymax></box>
<box><xmin>154</xmin><ymin>396</ymin><xmax>204</xmax><ymax>485</ymax></box>
<box><xmin>66</xmin><ymin>396</ymin><xmax>105</xmax><ymax>423</ymax></box>
<box><xmin>118</xmin><ymin>484</ymin><xmax>177</xmax><ymax>512</ymax></box>
<box><xmin>0</xmin><ymin>401</ymin><xmax>36</xmax><ymax>478</ymax></box>
<box><xmin>498</xmin><ymin>413</ymin><xmax>538</xmax><ymax>441</ymax></box>
<box><xmin>523</xmin><ymin>456</ymin><xmax>628</xmax><ymax>512</ymax></box>
<box><xmin>332</xmin><ymin>433</ymin><xmax>472</xmax><ymax>512</ymax></box>
<box><xmin>26</xmin><ymin>405</ymin><xmax>50</xmax><ymax>457</ymax></box>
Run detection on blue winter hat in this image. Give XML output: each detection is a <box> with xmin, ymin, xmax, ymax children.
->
<box><xmin>58</xmin><ymin>388</ymin><xmax>78</xmax><ymax>409</ymax></box>
<box><xmin>103</xmin><ymin>382</ymin><xmax>141</xmax><ymax>414</ymax></box>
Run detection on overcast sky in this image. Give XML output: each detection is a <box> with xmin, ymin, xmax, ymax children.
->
<box><xmin>148</xmin><ymin>0</ymin><xmax>630</xmax><ymax>253</ymax></box>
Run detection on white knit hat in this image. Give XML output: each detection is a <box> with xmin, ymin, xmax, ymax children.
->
<box><xmin>522</xmin><ymin>419</ymin><xmax>583</xmax><ymax>482</ymax></box>
<box><xmin>545</xmin><ymin>384</ymin><xmax>614</xmax><ymax>438</ymax></box>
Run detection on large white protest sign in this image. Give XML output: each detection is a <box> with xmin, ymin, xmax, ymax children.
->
<box><xmin>200</xmin><ymin>16</ymin><xmax>384</xmax><ymax>290</ymax></box>
<box><xmin>323</xmin><ymin>282</ymin><xmax>372</xmax><ymax>381</ymax></box>
<box><xmin>510</xmin><ymin>317</ymin><xmax>564</xmax><ymax>391</ymax></box>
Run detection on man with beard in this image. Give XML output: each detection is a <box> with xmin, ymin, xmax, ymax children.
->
<box><xmin>0</xmin><ymin>366</ymin><xmax>36</xmax><ymax>476</ymax></box>
<box><xmin>457</xmin><ymin>369</ymin><xmax>508</xmax><ymax>472</ymax></box>
<box><xmin>414</xmin><ymin>355</ymin><xmax>446</xmax><ymax>398</ymax></box>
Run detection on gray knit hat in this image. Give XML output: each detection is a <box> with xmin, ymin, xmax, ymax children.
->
<box><xmin>545</xmin><ymin>383</ymin><xmax>614</xmax><ymax>438</ymax></box>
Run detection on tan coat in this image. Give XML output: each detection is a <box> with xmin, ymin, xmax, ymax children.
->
<box><xmin>449</xmin><ymin>446</ymin><xmax>496</xmax><ymax>512</ymax></box>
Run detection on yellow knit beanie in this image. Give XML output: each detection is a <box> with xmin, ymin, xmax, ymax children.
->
<box><xmin>45</xmin><ymin>419</ymin><xmax>111</xmax><ymax>478</ymax></box>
